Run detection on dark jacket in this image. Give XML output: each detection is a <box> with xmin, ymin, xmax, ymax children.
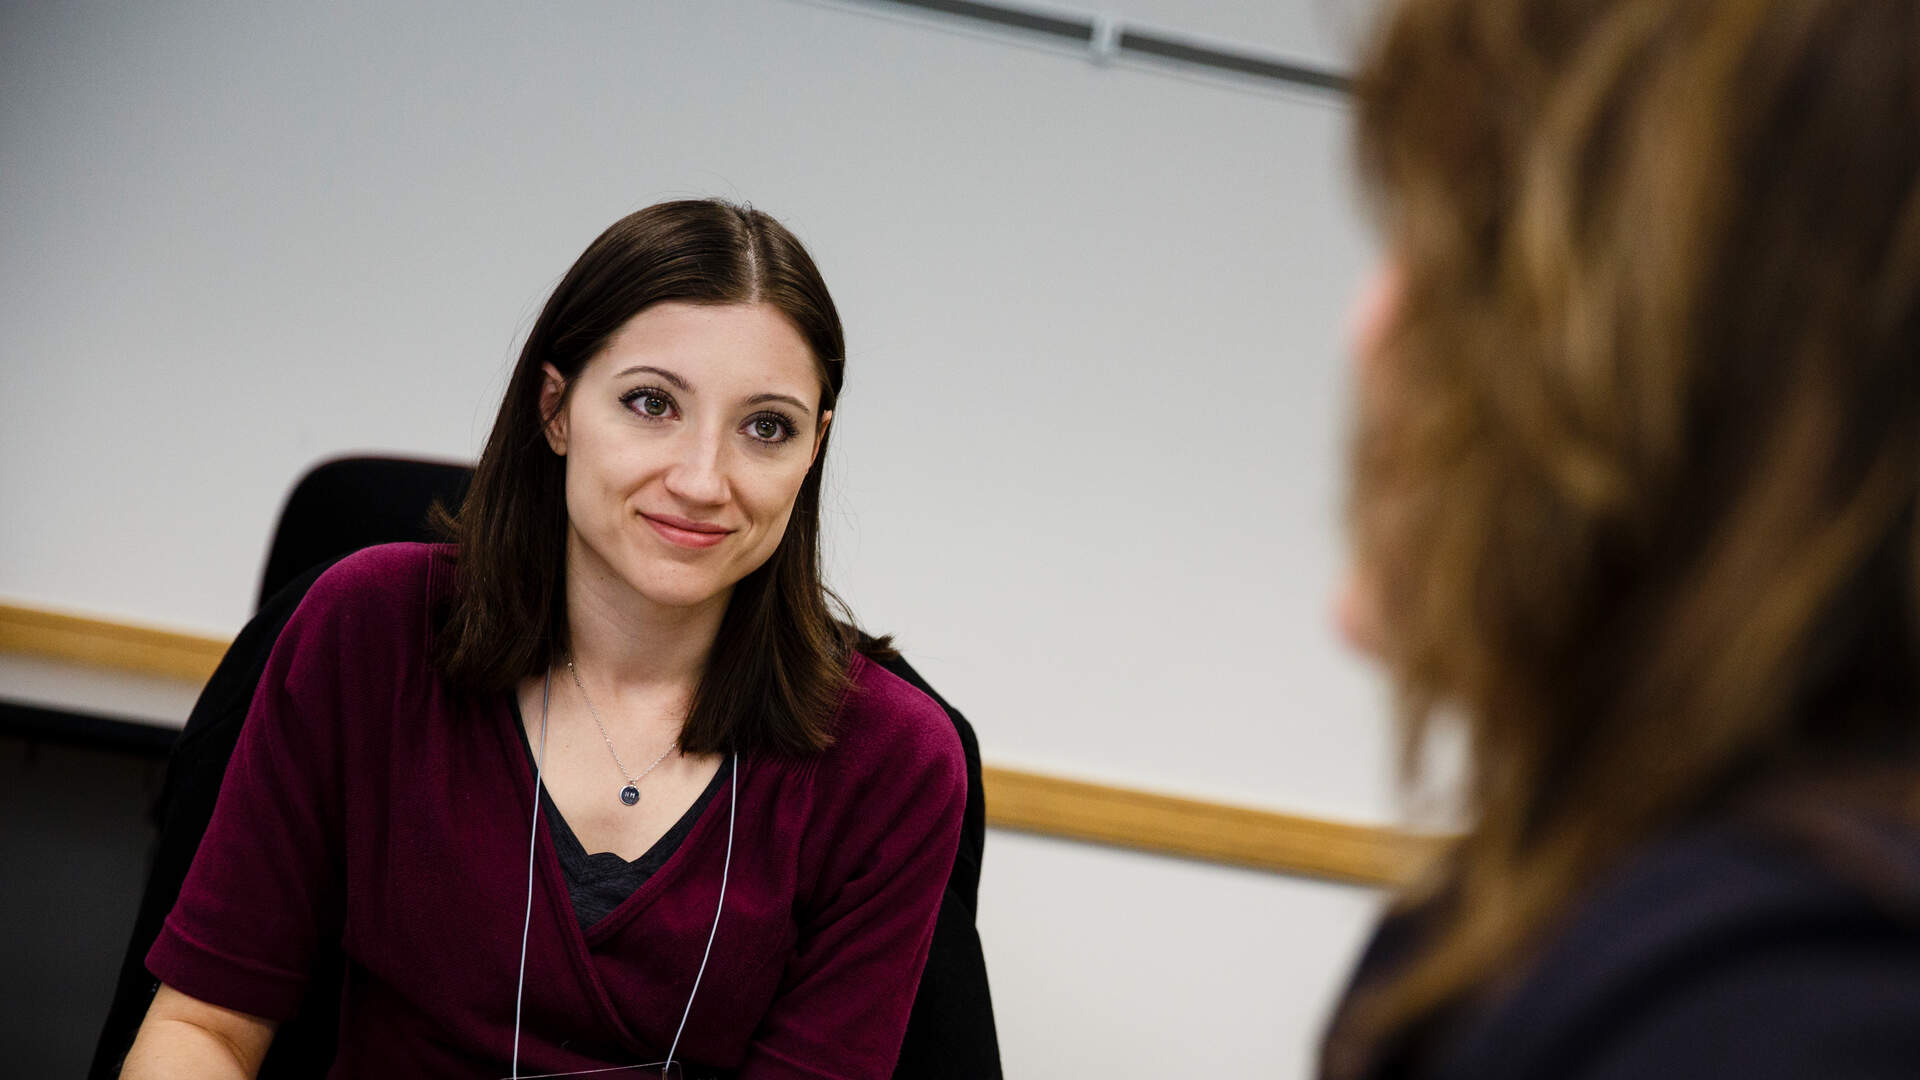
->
<box><xmin>1324</xmin><ymin>802</ymin><xmax>1920</xmax><ymax>1080</ymax></box>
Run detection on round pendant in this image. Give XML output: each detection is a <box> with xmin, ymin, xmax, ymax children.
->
<box><xmin>619</xmin><ymin>784</ymin><xmax>641</xmax><ymax>806</ymax></box>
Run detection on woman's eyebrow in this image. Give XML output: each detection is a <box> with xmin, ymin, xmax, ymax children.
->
<box><xmin>746</xmin><ymin>392</ymin><xmax>813</xmax><ymax>416</ymax></box>
<box><xmin>613</xmin><ymin>364</ymin><xmax>689</xmax><ymax>389</ymax></box>
<box><xmin>611</xmin><ymin>367</ymin><xmax>810</xmax><ymax>415</ymax></box>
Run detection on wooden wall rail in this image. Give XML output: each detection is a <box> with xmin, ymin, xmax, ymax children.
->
<box><xmin>0</xmin><ymin>601</ymin><xmax>229</xmax><ymax>683</ymax></box>
<box><xmin>0</xmin><ymin>600</ymin><xmax>1438</xmax><ymax>887</ymax></box>
<box><xmin>984</xmin><ymin>766</ymin><xmax>1439</xmax><ymax>886</ymax></box>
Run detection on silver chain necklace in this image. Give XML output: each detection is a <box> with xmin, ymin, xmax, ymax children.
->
<box><xmin>565</xmin><ymin>658</ymin><xmax>676</xmax><ymax>807</ymax></box>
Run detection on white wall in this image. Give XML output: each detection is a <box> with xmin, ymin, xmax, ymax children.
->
<box><xmin>1</xmin><ymin>2</ymin><xmax>1394</xmax><ymax>1075</ymax></box>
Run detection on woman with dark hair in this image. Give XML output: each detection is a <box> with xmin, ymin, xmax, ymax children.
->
<box><xmin>1323</xmin><ymin>1</ymin><xmax>1920</xmax><ymax>1078</ymax></box>
<box><xmin>123</xmin><ymin>200</ymin><xmax>966</xmax><ymax>1079</ymax></box>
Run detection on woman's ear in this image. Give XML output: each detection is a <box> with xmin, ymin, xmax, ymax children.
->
<box><xmin>810</xmin><ymin>410</ymin><xmax>833</xmax><ymax>466</ymax></box>
<box><xmin>539</xmin><ymin>363</ymin><xmax>570</xmax><ymax>455</ymax></box>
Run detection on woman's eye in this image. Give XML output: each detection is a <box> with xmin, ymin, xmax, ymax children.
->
<box><xmin>747</xmin><ymin>415</ymin><xmax>795</xmax><ymax>443</ymax></box>
<box><xmin>624</xmin><ymin>390</ymin><xmax>675</xmax><ymax>419</ymax></box>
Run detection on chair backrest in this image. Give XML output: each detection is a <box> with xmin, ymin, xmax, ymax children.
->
<box><xmin>92</xmin><ymin>456</ymin><xmax>1000</xmax><ymax>1078</ymax></box>
<box><xmin>257</xmin><ymin>456</ymin><xmax>472</xmax><ymax>607</ymax></box>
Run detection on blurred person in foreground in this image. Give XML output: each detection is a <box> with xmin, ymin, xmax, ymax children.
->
<box><xmin>1322</xmin><ymin>1</ymin><xmax>1920</xmax><ymax>1077</ymax></box>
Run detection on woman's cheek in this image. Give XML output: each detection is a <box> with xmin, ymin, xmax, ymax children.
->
<box><xmin>1335</xmin><ymin>561</ymin><xmax>1386</xmax><ymax>659</ymax></box>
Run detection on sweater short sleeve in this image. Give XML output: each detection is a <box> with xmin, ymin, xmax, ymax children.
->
<box><xmin>146</xmin><ymin>547</ymin><xmax>417</xmax><ymax>1020</ymax></box>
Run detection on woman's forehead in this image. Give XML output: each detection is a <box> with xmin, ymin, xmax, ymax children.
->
<box><xmin>592</xmin><ymin>301</ymin><xmax>820</xmax><ymax>397</ymax></box>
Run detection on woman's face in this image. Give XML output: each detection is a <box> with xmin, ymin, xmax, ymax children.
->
<box><xmin>1336</xmin><ymin>258</ymin><xmax>1404</xmax><ymax>658</ymax></box>
<box><xmin>541</xmin><ymin>301</ymin><xmax>830</xmax><ymax>616</ymax></box>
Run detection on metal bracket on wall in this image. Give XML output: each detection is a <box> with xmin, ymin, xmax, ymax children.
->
<box><xmin>856</xmin><ymin>0</ymin><xmax>1352</xmax><ymax>94</ymax></box>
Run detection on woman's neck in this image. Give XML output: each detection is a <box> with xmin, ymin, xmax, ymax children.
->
<box><xmin>562</xmin><ymin>539</ymin><xmax>729</xmax><ymax>702</ymax></box>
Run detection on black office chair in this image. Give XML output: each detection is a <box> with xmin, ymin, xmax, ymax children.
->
<box><xmin>90</xmin><ymin>456</ymin><xmax>1000</xmax><ymax>1079</ymax></box>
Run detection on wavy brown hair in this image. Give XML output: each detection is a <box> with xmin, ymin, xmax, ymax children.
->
<box><xmin>436</xmin><ymin>199</ymin><xmax>886</xmax><ymax>757</ymax></box>
<box><xmin>1331</xmin><ymin>0</ymin><xmax>1920</xmax><ymax>1069</ymax></box>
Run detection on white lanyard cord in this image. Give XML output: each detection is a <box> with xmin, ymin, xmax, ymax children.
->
<box><xmin>663</xmin><ymin>752</ymin><xmax>736</xmax><ymax>1072</ymax></box>
<box><xmin>512</xmin><ymin>667</ymin><xmax>554</xmax><ymax>1079</ymax></box>
<box><xmin>512</xmin><ymin>668</ymin><xmax>736</xmax><ymax>1080</ymax></box>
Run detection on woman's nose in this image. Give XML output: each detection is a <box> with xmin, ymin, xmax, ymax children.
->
<box><xmin>662</xmin><ymin>428</ymin><xmax>729</xmax><ymax>505</ymax></box>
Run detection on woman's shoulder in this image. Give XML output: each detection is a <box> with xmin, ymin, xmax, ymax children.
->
<box><xmin>1436</xmin><ymin>810</ymin><xmax>1920</xmax><ymax>1078</ymax></box>
<box><xmin>1536</xmin><ymin>811</ymin><xmax>1920</xmax><ymax>987</ymax></box>
<box><xmin>771</xmin><ymin>653</ymin><xmax>970</xmax><ymax>902</ymax></box>
<box><xmin>296</xmin><ymin>542</ymin><xmax>451</xmax><ymax>618</ymax></box>
<box><xmin>277</xmin><ymin>542</ymin><xmax>454</xmax><ymax>662</ymax></box>
<box><xmin>815</xmin><ymin>652</ymin><xmax>967</xmax><ymax>793</ymax></box>
<box><xmin>304</xmin><ymin>540</ymin><xmax>448</xmax><ymax>597</ymax></box>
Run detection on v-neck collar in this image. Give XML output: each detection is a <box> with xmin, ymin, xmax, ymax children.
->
<box><xmin>494</xmin><ymin>692</ymin><xmax>742</xmax><ymax>1054</ymax></box>
<box><xmin>511</xmin><ymin>702</ymin><xmax>728</xmax><ymax>884</ymax></box>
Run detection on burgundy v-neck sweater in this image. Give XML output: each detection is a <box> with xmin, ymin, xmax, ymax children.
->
<box><xmin>148</xmin><ymin>543</ymin><xmax>967</xmax><ymax>1079</ymax></box>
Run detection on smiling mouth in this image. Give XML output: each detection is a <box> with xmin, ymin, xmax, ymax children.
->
<box><xmin>639</xmin><ymin>512</ymin><xmax>733</xmax><ymax>550</ymax></box>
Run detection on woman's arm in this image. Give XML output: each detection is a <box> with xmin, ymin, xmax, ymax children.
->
<box><xmin>121</xmin><ymin>984</ymin><xmax>277</xmax><ymax>1080</ymax></box>
<box><xmin>737</xmin><ymin>682</ymin><xmax>970</xmax><ymax>1079</ymax></box>
<box><xmin>139</xmin><ymin>557</ymin><xmax>390</xmax><ymax>1063</ymax></box>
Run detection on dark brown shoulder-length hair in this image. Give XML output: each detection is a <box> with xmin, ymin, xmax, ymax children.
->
<box><xmin>435</xmin><ymin>198</ymin><xmax>888</xmax><ymax>757</ymax></box>
<box><xmin>1331</xmin><ymin>0</ymin><xmax>1920</xmax><ymax>1071</ymax></box>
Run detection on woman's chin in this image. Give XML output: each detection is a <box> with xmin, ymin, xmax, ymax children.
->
<box><xmin>613</xmin><ymin>565</ymin><xmax>732</xmax><ymax>614</ymax></box>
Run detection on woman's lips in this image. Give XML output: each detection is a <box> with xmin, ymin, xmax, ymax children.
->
<box><xmin>640</xmin><ymin>511</ymin><xmax>733</xmax><ymax>549</ymax></box>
